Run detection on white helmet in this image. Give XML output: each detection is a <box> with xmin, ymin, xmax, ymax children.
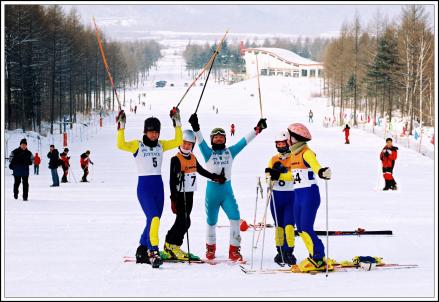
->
<box><xmin>275</xmin><ymin>131</ymin><xmax>290</xmax><ymax>142</ymax></box>
<box><xmin>183</xmin><ymin>129</ymin><xmax>196</xmax><ymax>143</ymax></box>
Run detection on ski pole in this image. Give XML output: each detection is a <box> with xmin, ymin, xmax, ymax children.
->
<box><xmin>93</xmin><ymin>17</ymin><xmax>121</xmax><ymax>109</ymax></box>
<box><xmin>255</xmin><ymin>176</ymin><xmax>272</xmax><ymax>247</ymax></box>
<box><xmin>181</xmin><ymin>172</ymin><xmax>191</xmax><ymax>264</ymax></box>
<box><xmin>255</xmin><ymin>53</ymin><xmax>263</xmax><ymax>119</ymax></box>
<box><xmin>194</xmin><ymin>30</ymin><xmax>229</xmax><ymax>114</ymax></box>
<box><xmin>260</xmin><ymin>180</ymin><xmax>274</xmax><ymax>270</ymax></box>
<box><xmin>270</xmin><ymin>182</ymin><xmax>285</xmax><ymax>266</ymax></box>
<box><xmin>176</xmin><ymin>30</ymin><xmax>228</xmax><ymax>109</ymax></box>
<box><xmin>325</xmin><ymin>179</ymin><xmax>329</xmax><ymax>277</ymax></box>
<box><xmin>251</xmin><ymin>176</ymin><xmax>260</xmax><ymax>270</ymax></box>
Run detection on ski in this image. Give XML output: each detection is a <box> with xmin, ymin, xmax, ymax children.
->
<box><xmin>240</xmin><ymin>263</ymin><xmax>418</xmax><ymax>274</ymax></box>
<box><xmin>216</xmin><ymin>226</ymin><xmax>392</xmax><ymax>235</ymax></box>
<box><xmin>123</xmin><ymin>256</ymin><xmax>205</xmax><ymax>264</ymax></box>
<box><xmin>202</xmin><ymin>258</ymin><xmax>247</xmax><ymax>265</ymax></box>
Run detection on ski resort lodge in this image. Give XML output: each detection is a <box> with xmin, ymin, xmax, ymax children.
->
<box><xmin>242</xmin><ymin>47</ymin><xmax>324</xmax><ymax>79</ymax></box>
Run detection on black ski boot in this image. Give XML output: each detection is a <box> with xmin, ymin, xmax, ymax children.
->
<box><xmin>283</xmin><ymin>247</ymin><xmax>297</xmax><ymax>265</ymax></box>
<box><xmin>148</xmin><ymin>249</ymin><xmax>163</xmax><ymax>268</ymax></box>
<box><xmin>135</xmin><ymin>245</ymin><xmax>150</xmax><ymax>264</ymax></box>
<box><xmin>274</xmin><ymin>246</ymin><xmax>286</xmax><ymax>266</ymax></box>
<box><xmin>383</xmin><ymin>180</ymin><xmax>391</xmax><ymax>191</ymax></box>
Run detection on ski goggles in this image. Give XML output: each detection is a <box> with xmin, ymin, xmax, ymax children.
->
<box><xmin>210</xmin><ymin>128</ymin><xmax>226</xmax><ymax>136</ymax></box>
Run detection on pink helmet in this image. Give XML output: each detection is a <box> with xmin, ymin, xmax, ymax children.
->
<box><xmin>287</xmin><ymin>123</ymin><xmax>312</xmax><ymax>141</ymax></box>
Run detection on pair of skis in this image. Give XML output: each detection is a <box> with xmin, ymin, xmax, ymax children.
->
<box><xmin>240</xmin><ymin>262</ymin><xmax>419</xmax><ymax>275</ymax></box>
<box><xmin>122</xmin><ymin>255</ymin><xmax>246</xmax><ymax>266</ymax></box>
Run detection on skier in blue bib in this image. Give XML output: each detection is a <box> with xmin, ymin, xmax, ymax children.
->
<box><xmin>188</xmin><ymin>113</ymin><xmax>267</xmax><ymax>261</ymax></box>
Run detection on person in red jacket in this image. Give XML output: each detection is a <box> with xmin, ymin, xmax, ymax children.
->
<box><xmin>80</xmin><ymin>150</ymin><xmax>93</xmax><ymax>182</ymax></box>
<box><xmin>230</xmin><ymin>123</ymin><xmax>235</xmax><ymax>136</ymax></box>
<box><xmin>343</xmin><ymin>124</ymin><xmax>350</xmax><ymax>144</ymax></box>
<box><xmin>380</xmin><ymin>138</ymin><xmax>398</xmax><ymax>190</ymax></box>
<box><xmin>33</xmin><ymin>152</ymin><xmax>41</xmax><ymax>175</ymax></box>
<box><xmin>60</xmin><ymin>148</ymin><xmax>70</xmax><ymax>183</ymax></box>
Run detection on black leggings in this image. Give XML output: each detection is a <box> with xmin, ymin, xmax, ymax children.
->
<box><xmin>14</xmin><ymin>176</ymin><xmax>29</xmax><ymax>199</ymax></box>
<box><xmin>165</xmin><ymin>192</ymin><xmax>194</xmax><ymax>246</ymax></box>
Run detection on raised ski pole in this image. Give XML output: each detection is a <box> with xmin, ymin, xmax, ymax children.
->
<box><xmin>255</xmin><ymin>53</ymin><xmax>263</xmax><ymax>119</ymax></box>
<box><xmin>181</xmin><ymin>172</ymin><xmax>191</xmax><ymax>264</ymax></box>
<box><xmin>325</xmin><ymin>179</ymin><xmax>329</xmax><ymax>277</ymax></box>
<box><xmin>194</xmin><ymin>30</ymin><xmax>229</xmax><ymax>114</ymax></box>
<box><xmin>251</xmin><ymin>177</ymin><xmax>261</xmax><ymax>270</ymax></box>
<box><xmin>93</xmin><ymin>17</ymin><xmax>121</xmax><ymax>109</ymax></box>
<box><xmin>176</xmin><ymin>30</ymin><xmax>228</xmax><ymax>109</ymax></box>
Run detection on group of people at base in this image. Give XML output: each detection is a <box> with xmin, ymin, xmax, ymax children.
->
<box><xmin>9</xmin><ymin>138</ymin><xmax>94</xmax><ymax>201</ymax></box>
<box><xmin>115</xmin><ymin>107</ymin><xmax>343</xmax><ymax>272</ymax></box>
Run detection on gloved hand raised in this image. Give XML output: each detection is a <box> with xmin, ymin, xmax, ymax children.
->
<box><xmin>188</xmin><ymin>113</ymin><xmax>200</xmax><ymax>132</ymax></box>
<box><xmin>254</xmin><ymin>118</ymin><xmax>267</xmax><ymax>134</ymax></box>
<box><xmin>318</xmin><ymin>167</ymin><xmax>331</xmax><ymax>180</ymax></box>
<box><xmin>272</xmin><ymin>161</ymin><xmax>288</xmax><ymax>173</ymax></box>
<box><xmin>170</xmin><ymin>107</ymin><xmax>182</xmax><ymax>127</ymax></box>
<box><xmin>116</xmin><ymin>110</ymin><xmax>126</xmax><ymax>130</ymax></box>
<box><xmin>211</xmin><ymin>173</ymin><xmax>226</xmax><ymax>184</ymax></box>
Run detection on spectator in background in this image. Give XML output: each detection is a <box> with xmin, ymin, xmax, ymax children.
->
<box><xmin>47</xmin><ymin>144</ymin><xmax>61</xmax><ymax>187</ymax></box>
<box><xmin>33</xmin><ymin>152</ymin><xmax>41</xmax><ymax>175</ymax></box>
<box><xmin>230</xmin><ymin>123</ymin><xmax>235</xmax><ymax>136</ymax></box>
<box><xmin>9</xmin><ymin>138</ymin><xmax>34</xmax><ymax>201</ymax></box>
<box><xmin>308</xmin><ymin>110</ymin><xmax>314</xmax><ymax>123</ymax></box>
<box><xmin>60</xmin><ymin>148</ymin><xmax>70</xmax><ymax>183</ymax></box>
<box><xmin>343</xmin><ymin>124</ymin><xmax>350</xmax><ymax>144</ymax></box>
<box><xmin>380</xmin><ymin>138</ymin><xmax>398</xmax><ymax>191</ymax></box>
<box><xmin>80</xmin><ymin>150</ymin><xmax>94</xmax><ymax>182</ymax></box>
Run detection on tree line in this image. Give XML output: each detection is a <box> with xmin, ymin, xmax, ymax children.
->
<box><xmin>322</xmin><ymin>5</ymin><xmax>434</xmax><ymax>134</ymax></box>
<box><xmin>5</xmin><ymin>5</ymin><xmax>162</xmax><ymax>134</ymax></box>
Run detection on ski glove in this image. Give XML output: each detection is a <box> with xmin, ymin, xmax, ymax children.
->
<box><xmin>254</xmin><ymin>118</ymin><xmax>267</xmax><ymax>134</ymax></box>
<box><xmin>116</xmin><ymin>110</ymin><xmax>126</xmax><ymax>130</ymax></box>
<box><xmin>318</xmin><ymin>167</ymin><xmax>331</xmax><ymax>180</ymax></box>
<box><xmin>170</xmin><ymin>195</ymin><xmax>177</xmax><ymax>214</ymax></box>
<box><xmin>170</xmin><ymin>107</ymin><xmax>182</xmax><ymax>127</ymax></box>
<box><xmin>265</xmin><ymin>167</ymin><xmax>281</xmax><ymax>181</ymax></box>
<box><xmin>188</xmin><ymin>113</ymin><xmax>200</xmax><ymax>132</ymax></box>
<box><xmin>211</xmin><ymin>173</ymin><xmax>226</xmax><ymax>184</ymax></box>
<box><xmin>272</xmin><ymin>161</ymin><xmax>289</xmax><ymax>173</ymax></box>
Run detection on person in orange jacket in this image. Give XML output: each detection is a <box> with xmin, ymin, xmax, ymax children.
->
<box><xmin>33</xmin><ymin>152</ymin><xmax>41</xmax><ymax>175</ymax></box>
<box><xmin>380</xmin><ymin>138</ymin><xmax>398</xmax><ymax>190</ymax></box>
<box><xmin>343</xmin><ymin>124</ymin><xmax>350</xmax><ymax>144</ymax></box>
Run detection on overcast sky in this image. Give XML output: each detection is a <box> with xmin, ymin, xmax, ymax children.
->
<box><xmin>61</xmin><ymin>3</ymin><xmax>435</xmax><ymax>39</ymax></box>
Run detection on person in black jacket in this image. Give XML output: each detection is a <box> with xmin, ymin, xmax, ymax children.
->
<box><xmin>9</xmin><ymin>138</ymin><xmax>34</xmax><ymax>201</ymax></box>
<box><xmin>47</xmin><ymin>144</ymin><xmax>61</xmax><ymax>187</ymax></box>
<box><xmin>162</xmin><ymin>130</ymin><xmax>226</xmax><ymax>261</ymax></box>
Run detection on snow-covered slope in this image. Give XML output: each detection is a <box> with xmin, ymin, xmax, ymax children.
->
<box><xmin>3</xmin><ymin>47</ymin><xmax>436</xmax><ymax>299</ymax></box>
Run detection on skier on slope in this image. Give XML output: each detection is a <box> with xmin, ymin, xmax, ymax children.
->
<box><xmin>343</xmin><ymin>124</ymin><xmax>350</xmax><ymax>144</ymax></box>
<box><xmin>286</xmin><ymin>123</ymin><xmax>333</xmax><ymax>272</ymax></box>
<box><xmin>188</xmin><ymin>113</ymin><xmax>267</xmax><ymax>261</ymax></box>
<box><xmin>380</xmin><ymin>138</ymin><xmax>398</xmax><ymax>191</ymax></box>
<box><xmin>116</xmin><ymin>107</ymin><xmax>182</xmax><ymax>268</ymax></box>
<box><xmin>80</xmin><ymin>150</ymin><xmax>93</xmax><ymax>182</ymax></box>
<box><xmin>163</xmin><ymin>129</ymin><xmax>226</xmax><ymax>261</ymax></box>
<box><xmin>60</xmin><ymin>148</ymin><xmax>70</xmax><ymax>183</ymax></box>
<box><xmin>264</xmin><ymin>131</ymin><xmax>297</xmax><ymax>266</ymax></box>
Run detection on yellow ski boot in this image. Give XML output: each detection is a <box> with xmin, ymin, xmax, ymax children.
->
<box><xmin>164</xmin><ymin>242</ymin><xmax>189</xmax><ymax>260</ymax></box>
<box><xmin>293</xmin><ymin>256</ymin><xmax>334</xmax><ymax>273</ymax></box>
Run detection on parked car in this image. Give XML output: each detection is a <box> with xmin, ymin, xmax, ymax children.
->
<box><xmin>155</xmin><ymin>80</ymin><xmax>167</xmax><ymax>88</ymax></box>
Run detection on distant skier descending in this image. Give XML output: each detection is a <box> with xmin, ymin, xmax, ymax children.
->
<box><xmin>188</xmin><ymin>113</ymin><xmax>267</xmax><ymax>261</ymax></box>
<box><xmin>116</xmin><ymin>107</ymin><xmax>183</xmax><ymax>268</ymax></box>
<box><xmin>286</xmin><ymin>123</ymin><xmax>332</xmax><ymax>272</ymax></box>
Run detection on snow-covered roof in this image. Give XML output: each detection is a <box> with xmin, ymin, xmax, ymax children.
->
<box><xmin>244</xmin><ymin>47</ymin><xmax>321</xmax><ymax>66</ymax></box>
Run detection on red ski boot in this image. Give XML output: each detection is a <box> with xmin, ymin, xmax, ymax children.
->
<box><xmin>206</xmin><ymin>243</ymin><xmax>216</xmax><ymax>260</ymax></box>
<box><xmin>229</xmin><ymin>245</ymin><xmax>243</xmax><ymax>261</ymax></box>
